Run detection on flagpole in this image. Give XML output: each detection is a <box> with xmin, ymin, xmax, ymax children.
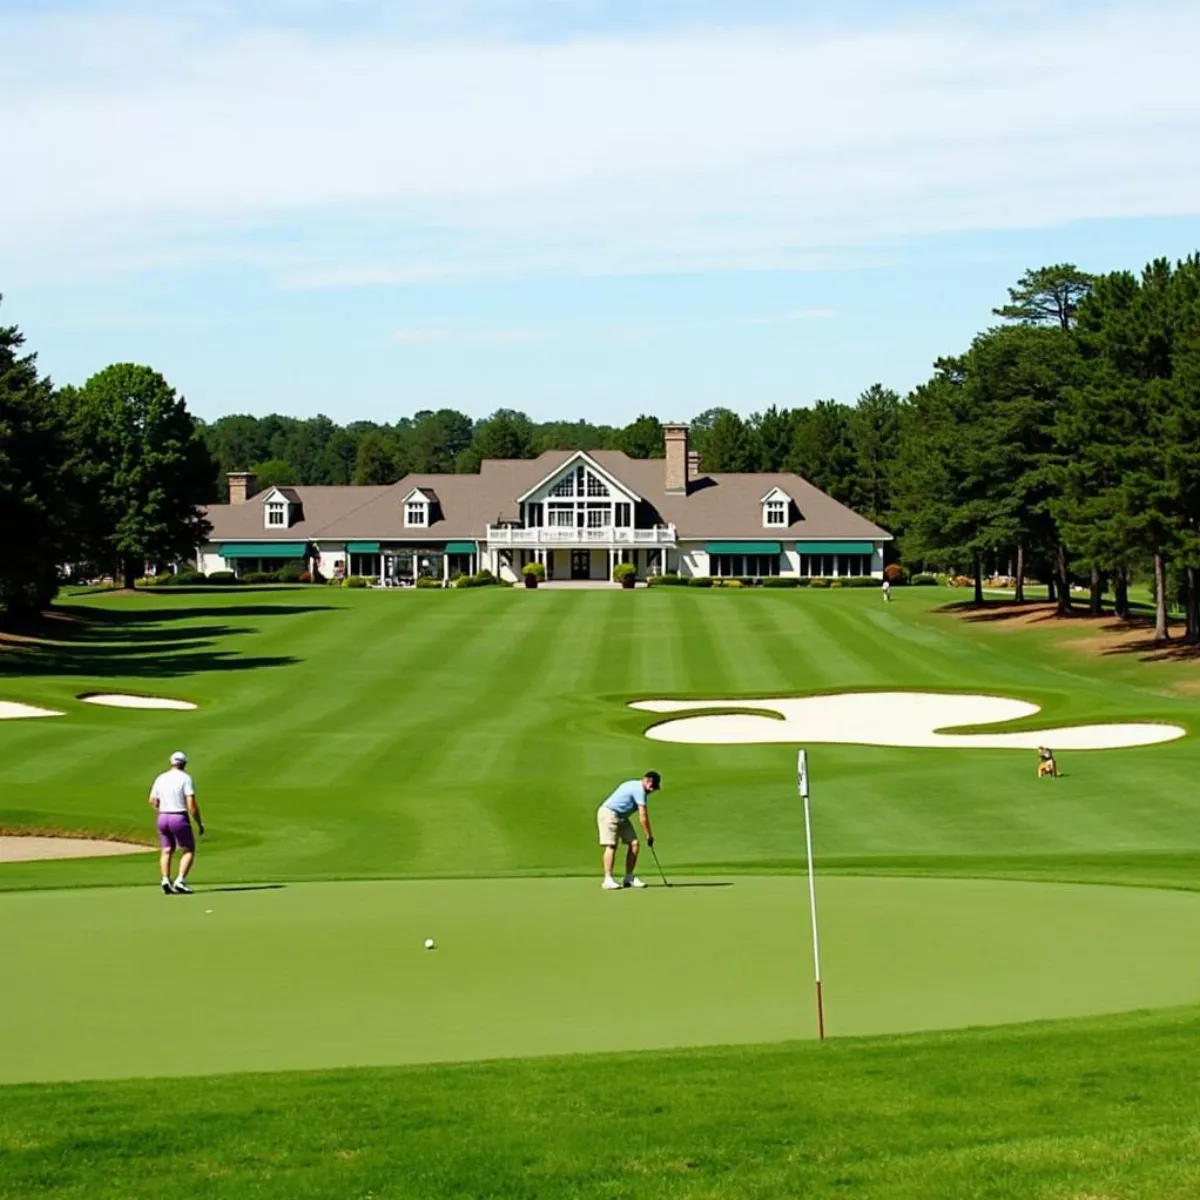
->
<box><xmin>798</xmin><ymin>749</ymin><xmax>825</xmax><ymax>1041</ymax></box>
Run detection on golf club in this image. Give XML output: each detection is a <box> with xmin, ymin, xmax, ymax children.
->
<box><xmin>648</xmin><ymin>842</ymin><xmax>671</xmax><ymax>887</ymax></box>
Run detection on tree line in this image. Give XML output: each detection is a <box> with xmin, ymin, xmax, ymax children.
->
<box><xmin>3</xmin><ymin>252</ymin><xmax>1198</xmax><ymax>638</ymax></box>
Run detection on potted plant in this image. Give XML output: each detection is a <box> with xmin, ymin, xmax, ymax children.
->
<box><xmin>522</xmin><ymin>561</ymin><xmax>546</xmax><ymax>589</ymax></box>
<box><xmin>613</xmin><ymin>562</ymin><xmax>637</xmax><ymax>590</ymax></box>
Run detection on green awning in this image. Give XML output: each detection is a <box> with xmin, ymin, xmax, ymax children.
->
<box><xmin>445</xmin><ymin>541</ymin><xmax>477</xmax><ymax>554</ymax></box>
<box><xmin>346</xmin><ymin>542</ymin><xmax>381</xmax><ymax>554</ymax></box>
<box><xmin>220</xmin><ymin>542</ymin><xmax>309</xmax><ymax>559</ymax></box>
<box><xmin>706</xmin><ymin>541</ymin><xmax>782</xmax><ymax>555</ymax></box>
<box><xmin>796</xmin><ymin>541</ymin><xmax>875</xmax><ymax>555</ymax></box>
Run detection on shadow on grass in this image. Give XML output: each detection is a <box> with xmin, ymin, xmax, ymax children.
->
<box><xmin>661</xmin><ymin>882</ymin><xmax>734</xmax><ymax>889</ymax></box>
<box><xmin>0</xmin><ymin>601</ymin><xmax>333</xmax><ymax>679</ymax></box>
<box><xmin>202</xmin><ymin>884</ymin><xmax>287</xmax><ymax>893</ymax></box>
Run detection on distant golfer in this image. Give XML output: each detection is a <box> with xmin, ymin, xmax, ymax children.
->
<box><xmin>148</xmin><ymin>750</ymin><xmax>204</xmax><ymax>894</ymax></box>
<box><xmin>882</xmin><ymin>578</ymin><xmax>891</xmax><ymax>602</ymax></box>
<box><xmin>597</xmin><ymin>771</ymin><xmax>659</xmax><ymax>890</ymax></box>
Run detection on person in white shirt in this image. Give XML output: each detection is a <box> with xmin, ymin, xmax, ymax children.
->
<box><xmin>148</xmin><ymin>751</ymin><xmax>204</xmax><ymax>894</ymax></box>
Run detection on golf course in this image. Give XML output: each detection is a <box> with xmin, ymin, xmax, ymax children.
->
<box><xmin>3</xmin><ymin>584</ymin><xmax>1200</xmax><ymax>1198</ymax></box>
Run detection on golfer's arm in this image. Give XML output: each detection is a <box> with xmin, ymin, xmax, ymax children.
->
<box><xmin>187</xmin><ymin>794</ymin><xmax>202</xmax><ymax>825</ymax></box>
<box><xmin>148</xmin><ymin>791</ymin><xmax>159</xmax><ymax>810</ymax></box>
<box><xmin>637</xmin><ymin>805</ymin><xmax>653</xmax><ymax>840</ymax></box>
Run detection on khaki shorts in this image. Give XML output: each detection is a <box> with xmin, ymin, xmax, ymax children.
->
<box><xmin>597</xmin><ymin>806</ymin><xmax>637</xmax><ymax>847</ymax></box>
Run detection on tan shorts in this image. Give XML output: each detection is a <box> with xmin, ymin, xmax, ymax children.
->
<box><xmin>597</xmin><ymin>807</ymin><xmax>637</xmax><ymax>847</ymax></box>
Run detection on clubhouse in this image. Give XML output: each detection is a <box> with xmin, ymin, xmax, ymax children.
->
<box><xmin>199</xmin><ymin>424</ymin><xmax>892</xmax><ymax>585</ymax></box>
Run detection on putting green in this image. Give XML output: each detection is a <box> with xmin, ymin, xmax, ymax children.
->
<box><xmin>5</xmin><ymin>874</ymin><xmax>1200</xmax><ymax>1084</ymax></box>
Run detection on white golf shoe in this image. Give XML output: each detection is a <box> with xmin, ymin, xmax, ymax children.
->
<box><xmin>623</xmin><ymin>876</ymin><xmax>647</xmax><ymax>888</ymax></box>
<box><xmin>601</xmin><ymin>877</ymin><xmax>622</xmax><ymax>890</ymax></box>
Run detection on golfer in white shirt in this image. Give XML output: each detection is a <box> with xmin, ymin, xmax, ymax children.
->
<box><xmin>148</xmin><ymin>751</ymin><xmax>204</xmax><ymax>894</ymax></box>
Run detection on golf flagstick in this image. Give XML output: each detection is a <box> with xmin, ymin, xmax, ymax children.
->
<box><xmin>648</xmin><ymin>843</ymin><xmax>671</xmax><ymax>887</ymax></box>
<box><xmin>798</xmin><ymin>749</ymin><xmax>826</xmax><ymax>1041</ymax></box>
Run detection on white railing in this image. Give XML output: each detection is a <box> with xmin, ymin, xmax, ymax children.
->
<box><xmin>485</xmin><ymin>524</ymin><xmax>676</xmax><ymax>546</ymax></box>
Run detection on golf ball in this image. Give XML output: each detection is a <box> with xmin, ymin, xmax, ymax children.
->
<box><xmin>424</xmin><ymin>938</ymin><xmax>436</xmax><ymax>950</ymax></box>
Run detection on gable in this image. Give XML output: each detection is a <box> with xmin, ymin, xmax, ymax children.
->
<box><xmin>517</xmin><ymin>451</ymin><xmax>641</xmax><ymax>505</ymax></box>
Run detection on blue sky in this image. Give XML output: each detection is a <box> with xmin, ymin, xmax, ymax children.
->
<box><xmin>2</xmin><ymin>0</ymin><xmax>1198</xmax><ymax>427</ymax></box>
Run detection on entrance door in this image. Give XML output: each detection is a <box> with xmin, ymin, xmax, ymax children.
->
<box><xmin>571</xmin><ymin>550</ymin><xmax>590</xmax><ymax>580</ymax></box>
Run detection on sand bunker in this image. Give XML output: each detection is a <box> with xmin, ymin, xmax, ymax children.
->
<box><xmin>80</xmin><ymin>693</ymin><xmax>196</xmax><ymax>711</ymax></box>
<box><xmin>0</xmin><ymin>836</ymin><xmax>153</xmax><ymax>863</ymax></box>
<box><xmin>0</xmin><ymin>701</ymin><xmax>64</xmax><ymax>720</ymax></box>
<box><xmin>630</xmin><ymin>692</ymin><xmax>1185</xmax><ymax>750</ymax></box>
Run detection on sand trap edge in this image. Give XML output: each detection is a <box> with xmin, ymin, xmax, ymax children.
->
<box><xmin>0</xmin><ymin>836</ymin><xmax>155</xmax><ymax>863</ymax></box>
<box><xmin>78</xmin><ymin>693</ymin><xmax>197</xmax><ymax>711</ymax></box>
<box><xmin>0</xmin><ymin>701</ymin><xmax>65</xmax><ymax>720</ymax></box>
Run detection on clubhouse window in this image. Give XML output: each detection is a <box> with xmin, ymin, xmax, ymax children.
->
<box><xmin>349</xmin><ymin>553</ymin><xmax>380</xmax><ymax>577</ymax></box>
<box><xmin>266</xmin><ymin>502</ymin><xmax>286</xmax><ymax>527</ymax></box>
<box><xmin>798</xmin><ymin>553</ymin><xmax>872</xmax><ymax>577</ymax></box>
<box><xmin>405</xmin><ymin>502</ymin><xmax>428</xmax><ymax>527</ymax></box>
<box><xmin>764</xmin><ymin>500</ymin><xmax>787</xmax><ymax>527</ymax></box>
<box><xmin>614</xmin><ymin>502</ymin><xmax>632</xmax><ymax>527</ymax></box>
<box><xmin>710</xmin><ymin>553</ymin><xmax>781</xmax><ymax>578</ymax></box>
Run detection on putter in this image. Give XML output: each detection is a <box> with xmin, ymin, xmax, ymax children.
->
<box><xmin>648</xmin><ymin>843</ymin><xmax>671</xmax><ymax>887</ymax></box>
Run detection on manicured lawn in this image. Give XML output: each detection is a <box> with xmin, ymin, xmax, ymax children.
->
<box><xmin>2</xmin><ymin>585</ymin><xmax>1199</xmax><ymax>1196</ymax></box>
<box><xmin>1</xmin><ymin>586</ymin><xmax>1197</xmax><ymax>891</ymax></box>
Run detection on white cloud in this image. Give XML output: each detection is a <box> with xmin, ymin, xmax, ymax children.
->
<box><xmin>1</xmin><ymin>2</ymin><xmax>1198</xmax><ymax>285</ymax></box>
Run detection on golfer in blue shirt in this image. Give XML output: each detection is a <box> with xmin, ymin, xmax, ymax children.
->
<box><xmin>597</xmin><ymin>771</ymin><xmax>660</xmax><ymax>890</ymax></box>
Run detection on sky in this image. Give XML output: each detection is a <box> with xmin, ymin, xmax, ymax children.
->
<box><xmin>2</xmin><ymin>0</ymin><xmax>1198</xmax><ymax>427</ymax></box>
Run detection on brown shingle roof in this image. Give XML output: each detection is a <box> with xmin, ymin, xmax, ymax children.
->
<box><xmin>202</xmin><ymin>450</ymin><xmax>890</xmax><ymax>543</ymax></box>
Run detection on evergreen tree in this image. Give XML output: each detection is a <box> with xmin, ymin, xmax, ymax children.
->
<box><xmin>615</xmin><ymin>415</ymin><xmax>664</xmax><ymax>459</ymax></box>
<box><xmin>0</xmin><ymin>301</ymin><xmax>70</xmax><ymax>615</ymax></box>
<box><xmin>994</xmin><ymin>264</ymin><xmax>1095</xmax><ymax>332</ymax></box>
<box><xmin>751</xmin><ymin>405</ymin><xmax>794</xmax><ymax>471</ymax></box>
<box><xmin>354</xmin><ymin>431</ymin><xmax>401</xmax><ymax>485</ymax></box>
<box><xmin>701</xmin><ymin>410</ymin><xmax>758</xmax><ymax>472</ymax></box>
<box><xmin>787</xmin><ymin>400</ymin><xmax>855</xmax><ymax>502</ymax></box>
<box><xmin>847</xmin><ymin>385</ymin><xmax>901</xmax><ymax>528</ymax></box>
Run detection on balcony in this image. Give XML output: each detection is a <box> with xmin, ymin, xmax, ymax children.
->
<box><xmin>485</xmin><ymin>524</ymin><xmax>676</xmax><ymax>546</ymax></box>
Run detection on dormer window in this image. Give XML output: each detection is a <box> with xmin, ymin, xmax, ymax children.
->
<box><xmin>405</xmin><ymin>502</ymin><xmax>428</xmax><ymax>528</ymax></box>
<box><xmin>266</xmin><ymin>502</ymin><xmax>287</xmax><ymax>528</ymax></box>
<box><xmin>761</xmin><ymin>487</ymin><xmax>792</xmax><ymax>529</ymax></box>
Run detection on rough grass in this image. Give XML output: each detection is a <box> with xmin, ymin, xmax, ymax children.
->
<box><xmin>4</xmin><ymin>1008</ymin><xmax>1200</xmax><ymax>1199</ymax></box>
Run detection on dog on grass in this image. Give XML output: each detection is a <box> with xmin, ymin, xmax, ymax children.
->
<box><xmin>1036</xmin><ymin>747</ymin><xmax>1060</xmax><ymax>778</ymax></box>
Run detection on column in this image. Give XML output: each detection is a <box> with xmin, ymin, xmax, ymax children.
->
<box><xmin>442</xmin><ymin>553</ymin><xmax>450</xmax><ymax>584</ymax></box>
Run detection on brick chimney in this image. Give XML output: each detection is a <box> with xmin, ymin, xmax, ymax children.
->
<box><xmin>663</xmin><ymin>423</ymin><xmax>690</xmax><ymax>495</ymax></box>
<box><xmin>687</xmin><ymin>449</ymin><xmax>701</xmax><ymax>480</ymax></box>
<box><xmin>227</xmin><ymin>471</ymin><xmax>259</xmax><ymax>505</ymax></box>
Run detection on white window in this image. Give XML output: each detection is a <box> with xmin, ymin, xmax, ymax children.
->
<box><xmin>405</xmin><ymin>502</ymin><xmax>428</xmax><ymax>527</ymax></box>
<box><xmin>548</xmin><ymin>505</ymin><xmax>574</xmax><ymax>527</ymax></box>
<box><xmin>585</xmin><ymin>471</ymin><xmax>609</xmax><ymax>498</ymax></box>
<box><xmin>549</xmin><ymin>475</ymin><xmax>575</xmax><ymax>498</ymax></box>
<box><xmin>764</xmin><ymin>500</ymin><xmax>787</xmax><ymax>527</ymax></box>
<box><xmin>266</xmin><ymin>502</ymin><xmax>287</xmax><ymax>527</ymax></box>
<box><xmin>585</xmin><ymin>506</ymin><xmax>609</xmax><ymax>529</ymax></box>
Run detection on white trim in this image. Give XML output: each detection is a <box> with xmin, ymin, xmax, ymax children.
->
<box><xmin>515</xmin><ymin>451</ymin><xmax>642</xmax><ymax>505</ymax></box>
<box><xmin>759</xmin><ymin>485</ymin><xmax>793</xmax><ymax>504</ymax></box>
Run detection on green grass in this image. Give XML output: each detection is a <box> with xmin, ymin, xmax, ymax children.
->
<box><xmin>3</xmin><ymin>585</ymin><xmax>1200</xmax><ymax>1196</ymax></box>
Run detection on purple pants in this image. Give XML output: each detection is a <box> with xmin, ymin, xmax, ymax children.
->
<box><xmin>156</xmin><ymin>812</ymin><xmax>195</xmax><ymax>853</ymax></box>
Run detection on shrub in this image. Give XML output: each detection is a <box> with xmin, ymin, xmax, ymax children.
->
<box><xmin>686</xmin><ymin>576</ymin><xmax>714</xmax><ymax>588</ymax></box>
<box><xmin>453</xmin><ymin>574</ymin><xmax>474</xmax><ymax>589</ymax></box>
<box><xmin>648</xmin><ymin>573</ymin><xmax>685</xmax><ymax>587</ymax></box>
<box><xmin>157</xmin><ymin>569</ymin><xmax>206</xmax><ymax>586</ymax></box>
<box><xmin>719</xmin><ymin>578</ymin><xmax>744</xmax><ymax>588</ymax></box>
<box><xmin>242</xmin><ymin>571</ymin><xmax>280</xmax><ymax>584</ymax></box>
<box><xmin>911</xmin><ymin>573</ymin><xmax>938</xmax><ymax>586</ymax></box>
<box><xmin>829</xmin><ymin>579</ymin><xmax>844</xmax><ymax>588</ymax></box>
<box><xmin>475</xmin><ymin>567</ymin><xmax>495</xmax><ymax>583</ymax></box>
<box><xmin>794</xmin><ymin>577</ymin><xmax>812</xmax><ymax>587</ymax></box>
<box><xmin>809</xmin><ymin>577</ymin><xmax>829</xmax><ymax>588</ymax></box>
<box><xmin>613</xmin><ymin>562</ymin><xmax>637</xmax><ymax>583</ymax></box>
<box><xmin>205</xmin><ymin>570</ymin><xmax>239</xmax><ymax>586</ymax></box>
<box><xmin>883</xmin><ymin>563</ymin><xmax>905</xmax><ymax>583</ymax></box>
<box><xmin>763</xmin><ymin>577</ymin><xmax>799</xmax><ymax>588</ymax></box>
<box><xmin>522</xmin><ymin>561</ymin><xmax>546</xmax><ymax>579</ymax></box>
<box><xmin>276</xmin><ymin>564</ymin><xmax>306</xmax><ymax>584</ymax></box>
<box><xmin>344</xmin><ymin>576</ymin><xmax>369</xmax><ymax>589</ymax></box>
<box><xmin>416</xmin><ymin>576</ymin><xmax>442</xmax><ymax>589</ymax></box>
<box><xmin>298</xmin><ymin>571</ymin><xmax>312</xmax><ymax>584</ymax></box>
<box><xmin>843</xmin><ymin>577</ymin><xmax>878</xmax><ymax>588</ymax></box>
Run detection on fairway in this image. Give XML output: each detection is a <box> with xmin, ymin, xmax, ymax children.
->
<box><xmin>6</xmin><ymin>873</ymin><xmax>1200</xmax><ymax>1084</ymax></box>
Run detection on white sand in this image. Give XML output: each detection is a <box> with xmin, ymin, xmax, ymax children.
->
<box><xmin>0</xmin><ymin>836</ymin><xmax>153</xmax><ymax>863</ymax></box>
<box><xmin>80</xmin><ymin>693</ymin><xmax>196</xmax><ymax>711</ymax></box>
<box><xmin>0</xmin><ymin>701</ymin><xmax>64</xmax><ymax>720</ymax></box>
<box><xmin>630</xmin><ymin>692</ymin><xmax>1185</xmax><ymax>750</ymax></box>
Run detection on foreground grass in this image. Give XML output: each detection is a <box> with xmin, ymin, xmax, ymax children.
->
<box><xmin>4</xmin><ymin>1007</ymin><xmax>1200</xmax><ymax>1199</ymax></box>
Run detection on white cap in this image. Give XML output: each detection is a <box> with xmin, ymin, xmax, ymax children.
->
<box><xmin>170</xmin><ymin>751</ymin><xmax>188</xmax><ymax>766</ymax></box>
